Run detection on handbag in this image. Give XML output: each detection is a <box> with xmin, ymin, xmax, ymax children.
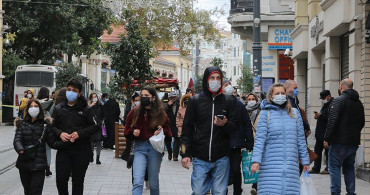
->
<box><xmin>242</xmin><ymin>150</ymin><xmax>259</xmax><ymax>184</ymax></box>
<box><xmin>299</xmin><ymin>146</ymin><xmax>318</xmax><ymax>164</ymax></box>
<box><xmin>101</xmin><ymin>121</ymin><xmax>107</xmax><ymax>138</ymax></box>
<box><xmin>127</xmin><ymin>140</ymin><xmax>135</xmax><ymax>169</ymax></box>
<box><xmin>19</xmin><ymin>124</ymin><xmax>47</xmax><ymax>161</ymax></box>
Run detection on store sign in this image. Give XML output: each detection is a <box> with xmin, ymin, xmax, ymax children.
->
<box><xmin>268</xmin><ymin>26</ymin><xmax>293</xmax><ymax>50</ymax></box>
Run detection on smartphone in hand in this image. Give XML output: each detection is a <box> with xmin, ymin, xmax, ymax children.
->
<box><xmin>216</xmin><ymin>115</ymin><xmax>224</xmax><ymax>120</ymax></box>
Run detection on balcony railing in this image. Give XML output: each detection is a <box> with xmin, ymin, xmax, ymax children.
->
<box><xmin>230</xmin><ymin>0</ymin><xmax>253</xmax><ymax>14</ymax></box>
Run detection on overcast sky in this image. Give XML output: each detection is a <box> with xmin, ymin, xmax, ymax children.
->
<box><xmin>194</xmin><ymin>0</ymin><xmax>231</xmax><ymax>31</ymax></box>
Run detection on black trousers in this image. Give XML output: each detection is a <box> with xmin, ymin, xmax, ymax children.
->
<box><xmin>229</xmin><ymin>148</ymin><xmax>243</xmax><ymax>195</ymax></box>
<box><xmin>103</xmin><ymin>126</ymin><xmax>115</xmax><ymax>148</ymax></box>
<box><xmin>165</xmin><ymin>136</ymin><xmax>180</xmax><ymax>158</ymax></box>
<box><xmin>56</xmin><ymin>149</ymin><xmax>90</xmax><ymax>195</ymax></box>
<box><xmin>19</xmin><ymin>169</ymin><xmax>45</xmax><ymax>195</ymax></box>
<box><xmin>312</xmin><ymin>139</ymin><xmax>328</xmax><ymax>172</ymax></box>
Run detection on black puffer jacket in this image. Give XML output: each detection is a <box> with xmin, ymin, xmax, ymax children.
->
<box><xmin>52</xmin><ymin>96</ymin><xmax>97</xmax><ymax>152</ymax></box>
<box><xmin>324</xmin><ymin>89</ymin><xmax>365</xmax><ymax>145</ymax></box>
<box><xmin>229</xmin><ymin>96</ymin><xmax>253</xmax><ymax>150</ymax></box>
<box><xmin>314</xmin><ymin>98</ymin><xmax>333</xmax><ymax>141</ymax></box>
<box><xmin>90</xmin><ymin>102</ymin><xmax>105</xmax><ymax>142</ymax></box>
<box><xmin>181</xmin><ymin>66</ymin><xmax>238</xmax><ymax>162</ymax></box>
<box><xmin>13</xmin><ymin>117</ymin><xmax>68</xmax><ymax>171</ymax></box>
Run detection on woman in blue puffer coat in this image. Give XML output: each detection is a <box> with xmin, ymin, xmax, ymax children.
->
<box><xmin>251</xmin><ymin>83</ymin><xmax>310</xmax><ymax>195</ymax></box>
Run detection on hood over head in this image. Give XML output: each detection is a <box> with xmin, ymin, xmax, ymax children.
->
<box><xmin>28</xmin><ymin>88</ymin><xmax>35</xmax><ymax>96</ymax></box>
<box><xmin>342</xmin><ymin>89</ymin><xmax>360</xmax><ymax>101</ymax></box>
<box><xmin>202</xmin><ymin>66</ymin><xmax>223</xmax><ymax>97</ymax></box>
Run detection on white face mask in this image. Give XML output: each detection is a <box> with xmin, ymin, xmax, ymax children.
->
<box><xmin>27</xmin><ymin>94</ymin><xmax>32</xmax><ymax>99</ymax></box>
<box><xmin>247</xmin><ymin>101</ymin><xmax>257</xmax><ymax>107</ymax></box>
<box><xmin>92</xmin><ymin>98</ymin><xmax>98</xmax><ymax>102</ymax></box>
<box><xmin>209</xmin><ymin>80</ymin><xmax>221</xmax><ymax>92</ymax></box>
<box><xmin>273</xmin><ymin>94</ymin><xmax>287</xmax><ymax>105</ymax></box>
<box><xmin>224</xmin><ymin>85</ymin><xmax>234</xmax><ymax>96</ymax></box>
<box><xmin>323</xmin><ymin>99</ymin><xmax>328</xmax><ymax>104</ymax></box>
<box><xmin>28</xmin><ymin>107</ymin><xmax>40</xmax><ymax>118</ymax></box>
<box><xmin>134</xmin><ymin>101</ymin><xmax>140</xmax><ymax>107</ymax></box>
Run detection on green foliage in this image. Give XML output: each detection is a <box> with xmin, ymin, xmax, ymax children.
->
<box><xmin>237</xmin><ymin>65</ymin><xmax>254</xmax><ymax>94</ymax></box>
<box><xmin>107</xmin><ymin>10</ymin><xmax>153</xmax><ymax>98</ymax></box>
<box><xmin>210</xmin><ymin>57</ymin><xmax>226</xmax><ymax>77</ymax></box>
<box><xmin>120</xmin><ymin>0</ymin><xmax>222</xmax><ymax>54</ymax></box>
<box><xmin>55</xmin><ymin>63</ymin><xmax>82</xmax><ymax>89</ymax></box>
<box><xmin>3</xmin><ymin>0</ymin><xmax>113</xmax><ymax>64</ymax></box>
<box><xmin>194</xmin><ymin>74</ymin><xmax>204</xmax><ymax>93</ymax></box>
<box><xmin>2</xmin><ymin>54</ymin><xmax>27</xmax><ymax>84</ymax></box>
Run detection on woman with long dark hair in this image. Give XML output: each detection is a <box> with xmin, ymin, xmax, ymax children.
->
<box><xmin>13</xmin><ymin>99</ymin><xmax>67</xmax><ymax>195</ymax></box>
<box><xmin>36</xmin><ymin>87</ymin><xmax>54</xmax><ymax>176</ymax></box>
<box><xmin>88</xmin><ymin>92</ymin><xmax>104</xmax><ymax>164</ymax></box>
<box><xmin>251</xmin><ymin>83</ymin><xmax>310</xmax><ymax>194</ymax></box>
<box><xmin>124</xmin><ymin>86</ymin><xmax>171</xmax><ymax>195</ymax></box>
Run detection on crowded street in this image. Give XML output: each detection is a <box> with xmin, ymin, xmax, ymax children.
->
<box><xmin>1</xmin><ymin>125</ymin><xmax>370</xmax><ymax>195</ymax></box>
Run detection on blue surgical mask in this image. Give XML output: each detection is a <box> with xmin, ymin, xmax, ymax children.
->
<box><xmin>273</xmin><ymin>94</ymin><xmax>287</xmax><ymax>105</ymax></box>
<box><xmin>293</xmin><ymin>88</ymin><xmax>299</xmax><ymax>97</ymax></box>
<box><xmin>224</xmin><ymin>85</ymin><xmax>234</xmax><ymax>96</ymax></box>
<box><xmin>104</xmin><ymin>99</ymin><xmax>108</xmax><ymax>103</ymax></box>
<box><xmin>66</xmin><ymin>91</ymin><xmax>78</xmax><ymax>102</ymax></box>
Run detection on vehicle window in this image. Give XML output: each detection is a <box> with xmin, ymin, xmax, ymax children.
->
<box><xmin>16</xmin><ymin>71</ymin><xmax>53</xmax><ymax>87</ymax></box>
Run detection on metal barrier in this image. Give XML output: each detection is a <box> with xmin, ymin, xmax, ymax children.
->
<box><xmin>114</xmin><ymin>122</ymin><xmax>126</xmax><ymax>158</ymax></box>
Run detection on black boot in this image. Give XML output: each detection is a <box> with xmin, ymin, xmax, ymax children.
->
<box><xmin>46</xmin><ymin>165</ymin><xmax>52</xmax><ymax>176</ymax></box>
<box><xmin>96</xmin><ymin>155</ymin><xmax>101</xmax><ymax>164</ymax></box>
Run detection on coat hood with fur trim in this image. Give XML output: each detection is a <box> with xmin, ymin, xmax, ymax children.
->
<box><xmin>180</xmin><ymin>94</ymin><xmax>192</xmax><ymax>107</ymax></box>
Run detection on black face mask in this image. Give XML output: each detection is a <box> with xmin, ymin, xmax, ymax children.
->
<box><xmin>141</xmin><ymin>97</ymin><xmax>151</xmax><ymax>107</ymax></box>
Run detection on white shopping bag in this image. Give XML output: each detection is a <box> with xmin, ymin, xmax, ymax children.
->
<box><xmin>300</xmin><ymin>171</ymin><xmax>317</xmax><ymax>195</ymax></box>
<box><xmin>149</xmin><ymin>128</ymin><xmax>165</xmax><ymax>153</ymax></box>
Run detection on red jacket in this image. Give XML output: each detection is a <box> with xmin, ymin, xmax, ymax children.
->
<box><xmin>124</xmin><ymin>109</ymin><xmax>171</xmax><ymax>141</ymax></box>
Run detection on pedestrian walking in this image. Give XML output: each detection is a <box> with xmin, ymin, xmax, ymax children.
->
<box><xmin>309</xmin><ymin>90</ymin><xmax>333</xmax><ymax>174</ymax></box>
<box><xmin>181</xmin><ymin>66</ymin><xmax>238</xmax><ymax>195</ymax></box>
<box><xmin>101</xmin><ymin>93</ymin><xmax>121</xmax><ymax>149</ymax></box>
<box><xmin>13</xmin><ymin>99</ymin><xmax>68</xmax><ymax>195</ymax></box>
<box><xmin>245</xmin><ymin>92</ymin><xmax>261</xmax><ymax>194</ymax></box>
<box><xmin>124</xmin><ymin>86</ymin><xmax>171</xmax><ymax>195</ymax></box>
<box><xmin>19</xmin><ymin>88</ymin><xmax>35</xmax><ymax>118</ymax></box>
<box><xmin>324</xmin><ymin>79</ymin><xmax>365</xmax><ymax>195</ymax></box>
<box><xmin>18</xmin><ymin>90</ymin><xmax>28</xmax><ymax>118</ymax></box>
<box><xmin>284</xmin><ymin>80</ymin><xmax>311</xmax><ymax>137</ymax></box>
<box><xmin>36</xmin><ymin>87</ymin><xmax>54</xmax><ymax>176</ymax></box>
<box><xmin>176</xmin><ymin>94</ymin><xmax>191</xmax><ymax>138</ymax></box>
<box><xmin>251</xmin><ymin>83</ymin><xmax>310</xmax><ymax>195</ymax></box>
<box><xmin>88</xmin><ymin>93</ymin><xmax>105</xmax><ymax>165</ymax></box>
<box><xmin>222</xmin><ymin>80</ymin><xmax>253</xmax><ymax>195</ymax></box>
<box><xmin>165</xmin><ymin>91</ymin><xmax>180</xmax><ymax>161</ymax></box>
<box><xmin>123</xmin><ymin>92</ymin><xmax>140</xmax><ymax>125</ymax></box>
<box><xmin>52</xmin><ymin>79</ymin><xmax>98</xmax><ymax>195</ymax></box>
<box><xmin>48</xmin><ymin>87</ymin><xmax>66</xmax><ymax>117</ymax></box>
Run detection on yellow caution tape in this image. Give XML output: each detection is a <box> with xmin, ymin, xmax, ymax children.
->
<box><xmin>0</xmin><ymin>105</ymin><xmax>18</xmax><ymax>108</ymax></box>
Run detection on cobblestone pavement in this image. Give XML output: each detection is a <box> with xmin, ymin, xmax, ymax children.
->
<box><xmin>1</xmin><ymin>125</ymin><xmax>370</xmax><ymax>194</ymax></box>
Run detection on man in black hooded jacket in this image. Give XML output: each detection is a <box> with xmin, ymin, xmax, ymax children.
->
<box><xmin>52</xmin><ymin>79</ymin><xmax>97</xmax><ymax>195</ymax></box>
<box><xmin>181</xmin><ymin>66</ymin><xmax>238</xmax><ymax>195</ymax></box>
<box><xmin>324</xmin><ymin>78</ymin><xmax>365</xmax><ymax>195</ymax></box>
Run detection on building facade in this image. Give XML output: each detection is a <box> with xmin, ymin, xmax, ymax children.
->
<box><xmin>291</xmin><ymin>0</ymin><xmax>370</xmax><ymax>180</ymax></box>
<box><xmin>228</xmin><ymin>0</ymin><xmax>296</xmax><ymax>92</ymax></box>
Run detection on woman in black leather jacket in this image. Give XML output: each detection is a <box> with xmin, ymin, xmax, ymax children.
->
<box><xmin>13</xmin><ymin>99</ymin><xmax>67</xmax><ymax>195</ymax></box>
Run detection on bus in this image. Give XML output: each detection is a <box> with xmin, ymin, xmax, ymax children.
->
<box><xmin>13</xmin><ymin>65</ymin><xmax>57</xmax><ymax>118</ymax></box>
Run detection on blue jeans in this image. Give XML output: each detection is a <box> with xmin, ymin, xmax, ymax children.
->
<box><xmin>328</xmin><ymin>143</ymin><xmax>358</xmax><ymax>195</ymax></box>
<box><xmin>191</xmin><ymin>156</ymin><xmax>230</xmax><ymax>195</ymax></box>
<box><xmin>132</xmin><ymin>141</ymin><xmax>163</xmax><ymax>195</ymax></box>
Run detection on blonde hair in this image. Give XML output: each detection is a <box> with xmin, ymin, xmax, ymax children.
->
<box><xmin>267</xmin><ymin>83</ymin><xmax>294</xmax><ymax>118</ymax></box>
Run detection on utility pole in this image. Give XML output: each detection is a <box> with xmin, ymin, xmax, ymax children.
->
<box><xmin>252</xmin><ymin>0</ymin><xmax>262</xmax><ymax>92</ymax></box>
<box><xmin>0</xmin><ymin>0</ymin><xmax>4</xmax><ymax>123</ymax></box>
<box><xmin>195</xmin><ymin>39</ymin><xmax>200</xmax><ymax>77</ymax></box>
